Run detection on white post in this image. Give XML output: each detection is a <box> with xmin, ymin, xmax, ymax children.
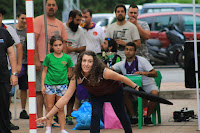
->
<box><xmin>192</xmin><ymin>0</ymin><xmax>200</xmax><ymax>130</ymax></box>
<box><xmin>13</xmin><ymin>0</ymin><xmax>18</xmax><ymax>120</ymax></box>
<box><xmin>26</xmin><ymin>0</ymin><xmax>37</xmax><ymax>132</ymax></box>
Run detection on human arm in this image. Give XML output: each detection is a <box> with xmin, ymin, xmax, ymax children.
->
<box><xmin>7</xmin><ymin>46</ymin><xmax>18</xmax><ymax>86</ymax></box>
<box><xmin>134</xmin><ymin>69</ymin><xmax>158</xmax><ymax>77</ymax></box>
<box><xmin>15</xmin><ymin>43</ymin><xmax>23</xmax><ymax>74</ymax></box>
<box><xmin>6</xmin><ymin>25</ymin><xmax>23</xmax><ymax>73</ymax></box>
<box><xmin>34</xmin><ymin>33</ymin><xmax>42</xmax><ymax>71</ymax></box>
<box><xmin>115</xmin><ymin>39</ymin><xmax>127</xmax><ymax>47</ymax></box>
<box><xmin>63</xmin><ymin>41</ymin><xmax>68</xmax><ymax>54</ymax></box>
<box><xmin>129</xmin><ymin>19</ymin><xmax>150</xmax><ymax>40</ymax></box>
<box><xmin>104</xmin><ymin>68</ymin><xmax>139</xmax><ymax>90</ymax></box>
<box><xmin>61</xmin><ymin>24</ymin><xmax>69</xmax><ymax>54</ymax></box>
<box><xmin>36</xmin><ymin>77</ymin><xmax>77</xmax><ymax>122</ymax></box>
<box><xmin>133</xmin><ymin>39</ymin><xmax>141</xmax><ymax>48</ymax></box>
<box><xmin>41</xmin><ymin>66</ymin><xmax>48</xmax><ymax>94</ymax></box>
<box><xmin>66</xmin><ymin>46</ymin><xmax>86</xmax><ymax>54</ymax></box>
<box><xmin>67</xmin><ymin>67</ymin><xmax>73</xmax><ymax>79</ymax></box>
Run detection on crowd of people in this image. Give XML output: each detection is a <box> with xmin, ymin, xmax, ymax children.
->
<box><xmin>0</xmin><ymin>0</ymin><xmax>160</xmax><ymax>133</ymax></box>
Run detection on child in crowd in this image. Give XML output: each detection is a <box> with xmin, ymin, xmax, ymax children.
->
<box><xmin>41</xmin><ymin>35</ymin><xmax>74</xmax><ymax>133</ymax></box>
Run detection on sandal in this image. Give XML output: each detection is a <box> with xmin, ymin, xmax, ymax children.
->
<box><xmin>37</xmin><ymin>122</ymin><xmax>44</xmax><ymax>128</ymax></box>
<box><xmin>52</xmin><ymin>120</ymin><xmax>60</xmax><ymax>127</ymax></box>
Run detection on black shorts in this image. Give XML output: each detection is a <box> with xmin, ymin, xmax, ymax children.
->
<box><xmin>18</xmin><ymin>64</ymin><xmax>28</xmax><ymax>90</ymax></box>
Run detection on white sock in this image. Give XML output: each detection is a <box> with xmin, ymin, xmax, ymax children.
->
<box><xmin>45</xmin><ymin>126</ymin><xmax>51</xmax><ymax>133</ymax></box>
<box><xmin>61</xmin><ymin>129</ymin><xmax>68</xmax><ymax>133</ymax></box>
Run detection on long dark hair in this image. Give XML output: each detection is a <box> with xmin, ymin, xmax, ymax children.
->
<box><xmin>73</xmin><ymin>51</ymin><xmax>106</xmax><ymax>86</ymax></box>
<box><xmin>105</xmin><ymin>38</ymin><xmax>118</xmax><ymax>52</ymax></box>
<box><xmin>49</xmin><ymin>35</ymin><xmax>63</xmax><ymax>53</ymax></box>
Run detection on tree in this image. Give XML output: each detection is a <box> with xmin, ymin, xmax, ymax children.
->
<box><xmin>80</xmin><ymin>0</ymin><xmax>155</xmax><ymax>13</ymax></box>
<box><xmin>1</xmin><ymin>0</ymin><xmax>63</xmax><ymax>20</ymax></box>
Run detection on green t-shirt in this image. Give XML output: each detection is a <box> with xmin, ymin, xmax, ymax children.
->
<box><xmin>43</xmin><ymin>53</ymin><xmax>74</xmax><ymax>85</ymax></box>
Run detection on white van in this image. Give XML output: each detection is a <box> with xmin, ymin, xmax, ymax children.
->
<box><xmin>140</xmin><ymin>3</ymin><xmax>200</xmax><ymax>14</ymax></box>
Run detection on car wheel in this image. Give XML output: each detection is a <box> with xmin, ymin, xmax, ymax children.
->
<box><xmin>178</xmin><ymin>51</ymin><xmax>184</xmax><ymax>69</ymax></box>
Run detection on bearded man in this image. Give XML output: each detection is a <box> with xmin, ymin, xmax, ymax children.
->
<box><xmin>64</xmin><ymin>9</ymin><xmax>86</xmax><ymax>65</ymax></box>
<box><xmin>63</xmin><ymin>10</ymin><xmax>86</xmax><ymax>125</ymax></box>
<box><xmin>105</xmin><ymin>4</ymin><xmax>141</xmax><ymax>60</ymax></box>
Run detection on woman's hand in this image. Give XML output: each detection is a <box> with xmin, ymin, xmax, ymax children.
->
<box><xmin>134</xmin><ymin>71</ymin><xmax>143</xmax><ymax>75</ymax></box>
<box><xmin>36</xmin><ymin>116</ymin><xmax>47</xmax><ymax>123</ymax></box>
<box><xmin>135</xmin><ymin>86</ymin><xmax>140</xmax><ymax>91</ymax></box>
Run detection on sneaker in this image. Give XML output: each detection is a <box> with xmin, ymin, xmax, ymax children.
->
<box><xmin>20</xmin><ymin>110</ymin><xmax>29</xmax><ymax>119</ymax></box>
<box><xmin>53</xmin><ymin>115</ymin><xmax>59</xmax><ymax>124</ymax></box>
<box><xmin>130</xmin><ymin>117</ymin><xmax>138</xmax><ymax>124</ymax></box>
<box><xmin>144</xmin><ymin>116</ymin><xmax>153</xmax><ymax>125</ymax></box>
<box><xmin>66</xmin><ymin>115</ymin><xmax>74</xmax><ymax>125</ymax></box>
<box><xmin>9</xmin><ymin>122</ymin><xmax>19</xmax><ymax>130</ymax></box>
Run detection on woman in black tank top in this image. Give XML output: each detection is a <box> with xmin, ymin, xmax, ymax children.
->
<box><xmin>37</xmin><ymin>51</ymin><xmax>139</xmax><ymax>133</ymax></box>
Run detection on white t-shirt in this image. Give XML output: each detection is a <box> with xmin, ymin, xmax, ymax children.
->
<box><xmin>112</xmin><ymin>56</ymin><xmax>155</xmax><ymax>86</ymax></box>
<box><xmin>82</xmin><ymin>23</ymin><xmax>104</xmax><ymax>54</ymax></box>
<box><xmin>6</xmin><ymin>25</ymin><xmax>20</xmax><ymax>69</ymax></box>
<box><xmin>105</xmin><ymin>21</ymin><xmax>140</xmax><ymax>59</ymax></box>
<box><xmin>64</xmin><ymin>25</ymin><xmax>86</xmax><ymax>65</ymax></box>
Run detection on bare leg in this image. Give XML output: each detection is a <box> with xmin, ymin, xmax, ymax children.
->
<box><xmin>45</xmin><ymin>94</ymin><xmax>56</xmax><ymax>127</ymax></box>
<box><xmin>147</xmin><ymin>90</ymin><xmax>158</xmax><ymax>117</ymax></box>
<box><xmin>124</xmin><ymin>91</ymin><xmax>135</xmax><ymax>117</ymax></box>
<box><xmin>74</xmin><ymin>96</ymin><xmax>80</xmax><ymax>111</ymax></box>
<box><xmin>36</xmin><ymin>92</ymin><xmax>44</xmax><ymax>118</ymax></box>
<box><xmin>20</xmin><ymin>90</ymin><xmax>27</xmax><ymax>109</ymax></box>
<box><xmin>67</xmin><ymin>100</ymin><xmax>74</xmax><ymax>116</ymax></box>
<box><xmin>56</xmin><ymin>95</ymin><xmax>65</xmax><ymax>130</ymax></box>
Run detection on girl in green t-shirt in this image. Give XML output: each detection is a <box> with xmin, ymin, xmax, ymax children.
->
<box><xmin>41</xmin><ymin>35</ymin><xmax>74</xmax><ymax>133</ymax></box>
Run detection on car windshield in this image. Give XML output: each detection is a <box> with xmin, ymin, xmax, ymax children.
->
<box><xmin>182</xmin><ymin>7</ymin><xmax>200</xmax><ymax>13</ymax></box>
<box><xmin>147</xmin><ymin>8</ymin><xmax>175</xmax><ymax>13</ymax></box>
<box><xmin>92</xmin><ymin>17</ymin><xmax>104</xmax><ymax>24</ymax></box>
<box><xmin>182</xmin><ymin>15</ymin><xmax>200</xmax><ymax>32</ymax></box>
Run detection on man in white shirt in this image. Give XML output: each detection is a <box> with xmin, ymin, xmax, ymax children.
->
<box><xmin>112</xmin><ymin>42</ymin><xmax>158</xmax><ymax>125</ymax></box>
<box><xmin>81</xmin><ymin>9</ymin><xmax>104</xmax><ymax>54</ymax></box>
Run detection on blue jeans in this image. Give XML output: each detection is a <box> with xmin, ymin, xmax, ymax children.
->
<box><xmin>90</xmin><ymin>86</ymin><xmax>132</xmax><ymax>133</ymax></box>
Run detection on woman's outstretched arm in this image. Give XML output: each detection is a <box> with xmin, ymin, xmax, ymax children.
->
<box><xmin>104</xmin><ymin>68</ymin><xmax>140</xmax><ymax>90</ymax></box>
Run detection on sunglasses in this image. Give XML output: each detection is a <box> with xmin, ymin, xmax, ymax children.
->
<box><xmin>106</xmin><ymin>38</ymin><xmax>111</xmax><ymax>41</ymax></box>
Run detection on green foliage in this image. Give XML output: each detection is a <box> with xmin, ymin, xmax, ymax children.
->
<box><xmin>1</xmin><ymin>0</ymin><xmax>199</xmax><ymax>20</ymax></box>
<box><xmin>80</xmin><ymin>0</ymin><xmax>155</xmax><ymax>13</ymax></box>
<box><xmin>1</xmin><ymin>0</ymin><xmax>63</xmax><ymax>20</ymax></box>
<box><xmin>155</xmin><ymin>0</ymin><xmax>199</xmax><ymax>4</ymax></box>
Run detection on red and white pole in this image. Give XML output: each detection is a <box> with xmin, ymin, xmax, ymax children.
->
<box><xmin>26</xmin><ymin>0</ymin><xmax>37</xmax><ymax>132</ymax></box>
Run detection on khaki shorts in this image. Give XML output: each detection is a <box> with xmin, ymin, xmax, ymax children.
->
<box><xmin>143</xmin><ymin>83</ymin><xmax>159</xmax><ymax>94</ymax></box>
<box><xmin>36</xmin><ymin>64</ymin><xmax>43</xmax><ymax>92</ymax></box>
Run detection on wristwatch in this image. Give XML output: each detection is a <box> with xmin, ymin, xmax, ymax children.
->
<box><xmin>11</xmin><ymin>72</ymin><xmax>18</xmax><ymax>76</ymax></box>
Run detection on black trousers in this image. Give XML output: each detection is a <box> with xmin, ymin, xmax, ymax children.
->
<box><xmin>0</xmin><ymin>82</ymin><xmax>11</xmax><ymax>133</ymax></box>
<box><xmin>90</xmin><ymin>86</ymin><xmax>132</xmax><ymax>133</ymax></box>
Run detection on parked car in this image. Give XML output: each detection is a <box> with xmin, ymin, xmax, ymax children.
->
<box><xmin>2</xmin><ymin>19</ymin><xmax>18</xmax><ymax>25</ymax></box>
<box><xmin>140</xmin><ymin>3</ymin><xmax>200</xmax><ymax>14</ymax></box>
<box><xmin>138</xmin><ymin>12</ymin><xmax>200</xmax><ymax>48</ymax></box>
<box><xmin>92</xmin><ymin>13</ymin><xmax>115</xmax><ymax>32</ymax></box>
